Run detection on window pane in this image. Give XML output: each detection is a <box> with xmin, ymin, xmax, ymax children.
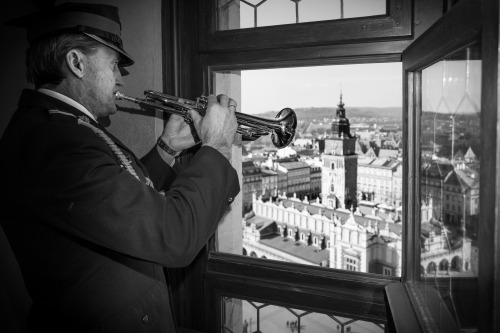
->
<box><xmin>223</xmin><ymin>297</ymin><xmax>385</xmax><ymax>332</ymax></box>
<box><xmin>217</xmin><ymin>0</ymin><xmax>386</xmax><ymax>30</ymax></box>
<box><xmin>213</xmin><ymin>63</ymin><xmax>403</xmax><ymax>277</ymax></box>
<box><xmin>419</xmin><ymin>43</ymin><xmax>481</xmax><ymax>330</ymax></box>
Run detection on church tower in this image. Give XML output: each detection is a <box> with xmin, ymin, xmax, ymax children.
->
<box><xmin>321</xmin><ymin>92</ymin><xmax>358</xmax><ymax>209</ymax></box>
<box><xmin>331</xmin><ymin>93</ymin><xmax>352</xmax><ymax>139</ymax></box>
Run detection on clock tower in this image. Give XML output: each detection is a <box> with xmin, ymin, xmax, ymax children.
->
<box><xmin>321</xmin><ymin>92</ymin><xmax>358</xmax><ymax>209</ymax></box>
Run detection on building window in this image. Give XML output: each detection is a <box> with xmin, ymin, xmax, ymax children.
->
<box><xmin>345</xmin><ymin>257</ymin><xmax>358</xmax><ymax>271</ymax></box>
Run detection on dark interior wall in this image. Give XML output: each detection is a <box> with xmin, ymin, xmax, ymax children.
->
<box><xmin>0</xmin><ymin>1</ymin><xmax>163</xmax><ymax>332</ymax></box>
<box><xmin>1</xmin><ymin>4</ymin><xmax>39</xmax><ymax>332</ymax></box>
<box><xmin>0</xmin><ymin>2</ymin><xmax>36</xmax><ymax>137</ymax></box>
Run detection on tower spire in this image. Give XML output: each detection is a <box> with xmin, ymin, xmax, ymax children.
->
<box><xmin>331</xmin><ymin>89</ymin><xmax>351</xmax><ymax>138</ymax></box>
<box><xmin>336</xmin><ymin>89</ymin><xmax>345</xmax><ymax>118</ymax></box>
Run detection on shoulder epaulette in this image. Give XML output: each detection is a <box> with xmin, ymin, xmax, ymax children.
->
<box><xmin>48</xmin><ymin>109</ymin><xmax>77</xmax><ymax>119</ymax></box>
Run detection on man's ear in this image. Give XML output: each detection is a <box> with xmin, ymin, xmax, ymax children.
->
<box><xmin>65</xmin><ymin>50</ymin><xmax>85</xmax><ymax>79</ymax></box>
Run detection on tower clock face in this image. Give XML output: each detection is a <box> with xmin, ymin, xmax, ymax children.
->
<box><xmin>331</xmin><ymin>142</ymin><xmax>338</xmax><ymax>154</ymax></box>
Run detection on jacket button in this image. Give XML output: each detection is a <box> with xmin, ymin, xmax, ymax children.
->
<box><xmin>228</xmin><ymin>197</ymin><xmax>233</xmax><ymax>203</ymax></box>
<box><xmin>142</xmin><ymin>315</ymin><xmax>149</xmax><ymax>324</ymax></box>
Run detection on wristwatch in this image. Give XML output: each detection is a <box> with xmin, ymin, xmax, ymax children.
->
<box><xmin>157</xmin><ymin>137</ymin><xmax>180</xmax><ymax>157</ymax></box>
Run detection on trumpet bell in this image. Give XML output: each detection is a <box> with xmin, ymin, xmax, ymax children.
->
<box><xmin>271</xmin><ymin>108</ymin><xmax>296</xmax><ymax>148</ymax></box>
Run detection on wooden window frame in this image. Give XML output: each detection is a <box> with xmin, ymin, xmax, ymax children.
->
<box><xmin>199</xmin><ymin>3</ymin><xmax>411</xmax><ymax>330</ymax></box>
<box><xmin>162</xmin><ymin>0</ymin><xmax>498</xmax><ymax>332</ymax></box>
<box><xmin>400</xmin><ymin>0</ymin><xmax>481</xmax><ymax>328</ymax></box>
<box><xmin>199</xmin><ymin>0</ymin><xmax>412</xmax><ymax>53</ymax></box>
<box><xmin>394</xmin><ymin>1</ymin><xmax>498</xmax><ymax>332</ymax></box>
<box><xmin>205</xmin><ymin>252</ymin><xmax>400</xmax><ymax>331</ymax></box>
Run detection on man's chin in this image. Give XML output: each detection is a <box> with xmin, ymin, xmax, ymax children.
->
<box><xmin>109</xmin><ymin>105</ymin><xmax>119</xmax><ymax>115</ymax></box>
<box><xmin>97</xmin><ymin>115</ymin><xmax>111</xmax><ymax>127</ymax></box>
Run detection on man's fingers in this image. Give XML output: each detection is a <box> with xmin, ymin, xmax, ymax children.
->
<box><xmin>208</xmin><ymin>94</ymin><xmax>236</xmax><ymax>111</ymax></box>
<box><xmin>186</xmin><ymin>110</ymin><xmax>202</xmax><ymax>143</ymax></box>
<box><xmin>187</xmin><ymin>109</ymin><xmax>202</xmax><ymax>122</ymax></box>
<box><xmin>217</xmin><ymin>94</ymin><xmax>230</xmax><ymax>107</ymax></box>
<box><xmin>207</xmin><ymin>94</ymin><xmax>218</xmax><ymax>105</ymax></box>
<box><xmin>228</xmin><ymin>98</ymin><xmax>237</xmax><ymax>112</ymax></box>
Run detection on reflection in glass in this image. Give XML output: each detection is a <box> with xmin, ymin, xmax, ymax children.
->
<box><xmin>217</xmin><ymin>0</ymin><xmax>386</xmax><ymax>30</ymax></box>
<box><xmin>419</xmin><ymin>44</ymin><xmax>481</xmax><ymax>331</ymax></box>
<box><xmin>223</xmin><ymin>298</ymin><xmax>385</xmax><ymax>332</ymax></box>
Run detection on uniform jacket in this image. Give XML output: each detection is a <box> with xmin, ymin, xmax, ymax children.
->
<box><xmin>0</xmin><ymin>89</ymin><xmax>240</xmax><ymax>332</ymax></box>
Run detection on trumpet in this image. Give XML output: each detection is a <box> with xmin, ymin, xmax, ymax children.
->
<box><xmin>115</xmin><ymin>90</ymin><xmax>297</xmax><ymax>149</ymax></box>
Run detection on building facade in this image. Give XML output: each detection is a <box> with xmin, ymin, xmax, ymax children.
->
<box><xmin>243</xmin><ymin>193</ymin><xmax>403</xmax><ymax>276</ymax></box>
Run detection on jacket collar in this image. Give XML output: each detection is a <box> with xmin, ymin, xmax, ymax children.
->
<box><xmin>18</xmin><ymin>89</ymin><xmax>100</xmax><ymax>126</ymax></box>
<box><xmin>38</xmin><ymin>88</ymin><xmax>97</xmax><ymax>122</ymax></box>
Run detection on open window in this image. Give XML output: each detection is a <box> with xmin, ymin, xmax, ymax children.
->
<box><xmin>199</xmin><ymin>0</ymin><xmax>410</xmax><ymax>332</ymax></box>
<box><xmin>391</xmin><ymin>0</ymin><xmax>484</xmax><ymax>331</ymax></box>
<box><xmin>163</xmin><ymin>0</ymin><xmax>499</xmax><ymax>332</ymax></box>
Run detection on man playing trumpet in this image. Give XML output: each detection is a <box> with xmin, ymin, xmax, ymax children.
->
<box><xmin>0</xmin><ymin>2</ymin><xmax>239</xmax><ymax>332</ymax></box>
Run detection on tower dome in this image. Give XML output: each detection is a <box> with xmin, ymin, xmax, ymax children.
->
<box><xmin>331</xmin><ymin>91</ymin><xmax>353</xmax><ymax>138</ymax></box>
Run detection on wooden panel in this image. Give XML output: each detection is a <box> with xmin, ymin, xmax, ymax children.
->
<box><xmin>199</xmin><ymin>0</ymin><xmax>412</xmax><ymax>53</ymax></box>
<box><xmin>385</xmin><ymin>283</ymin><xmax>423</xmax><ymax>333</ymax></box>
<box><xmin>204</xmin><ymin>252</ymin><xmax>399</xmax><ymax>331</ymax></box>
<box><xmin>402</xmin><ymin>0</ymin><xmax>481</xmax><ymax>71</ymax></box>
<box><xmin>162</xmin><ymin>1</ymin><xmax>207</xmax><ymax>332</ymax></box>
<box><xmin>402</xmin><ymin>71</ymin><xmax>420</xmax><ymax>283</ymax></box>
<box><xmin>478</xmin><ymin>0</ymin><xmax>500</xmax><ymax>332</ymax></box>
<box><xmin>413</xmin><ymin>0</ymin><xmax>444</xmax><ymax>39</ymax></box>
<box><xmin>202</xmin><ymin>41</ymin><xmax>407</xmax><ymax>70</ymax></box>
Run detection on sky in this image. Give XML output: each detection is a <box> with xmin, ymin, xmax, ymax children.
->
<box><xmin>241</xmin><ymin>62</ymin><xmax>402</xmax><ymax>115</ymax></box>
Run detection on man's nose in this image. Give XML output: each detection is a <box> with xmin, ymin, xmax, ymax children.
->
<box><xmin>116</xmin><ymin>67</ymin><xmax>127</xmax><ymax>86</ymax></box>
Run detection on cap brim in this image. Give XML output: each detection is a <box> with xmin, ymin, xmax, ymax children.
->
<box><xmin>84</xmin><ymin>32</ymin><xmax>134</xmax><ymax>67</ymax></box>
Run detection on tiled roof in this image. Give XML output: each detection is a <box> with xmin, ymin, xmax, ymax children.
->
<box><xmin>464</xmin><ymin>147</ymin><xmax>477</xmax><ymax>159</ymax></box>
<box><xmin>259</xmin><ymin>234</ymin><xmax>330</xmax><ymax>265</ymax></box>
<box><xmin>368</xmin><ymin>158</ymin><xmax>399</xmax><ymax>168</ymax></box>
<box><xmin>277</xmin><ymin>198</ymin><xmax>403</xmax><ymax>235</ymax></box>
<box><xmin>279</xmin><ymin>161</ymin><xmax>310</xmax><ymax>169</ymax></box>
<box><xmin>455</xmin><ymin>169</ymin><xmax>480</xmax><ymax>189</ymax></box>
<box><xmin>378</xmin><ymin>149</ymin><xmax>399</xmax><ymax>158</ymax></box>
<box><xmin>261</xmin><ymin>169</ymin><xmax>278</xmax><ymax>177</ymax></box>
<box><xmin>245</xmin><ymin>215</ymin><xmax>329</xmax><ymax>265</ymax></box>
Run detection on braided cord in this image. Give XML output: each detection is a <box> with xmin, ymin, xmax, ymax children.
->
<box><xmin>77</xmin><ymin>119</ymin><xmax>141</xmax><ymax>181</ymax></box>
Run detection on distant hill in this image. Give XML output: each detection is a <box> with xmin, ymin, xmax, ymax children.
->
<box><xmin>254</xmin><ymin>106</ymin><xmax>402</xmax><ymax>122</ymax></box>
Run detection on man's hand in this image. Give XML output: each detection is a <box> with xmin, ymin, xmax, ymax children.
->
<box><xmin>160</xmin><ymin>113</ymin><xmax>201</xmax><ymax>153</ymax></box>
<box><xmin>187</xmin><ymin>94</ymin><xmax>237</xmax><ymax>160</ymax></box>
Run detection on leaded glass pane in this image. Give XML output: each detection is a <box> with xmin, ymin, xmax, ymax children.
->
<box><xmin>217</xmin><ymin>0</ymin><xmax>387</xmax><ymax>30</ymax></box>
<box><xmin>223</xmin><ymin>298</ymin><xmax>385</xmax><ymax>332</ymax></box>
<box><xmin>419</xmin><ymin>43</ymin><xmax>481</xmax><ymax>332</ymax></box>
